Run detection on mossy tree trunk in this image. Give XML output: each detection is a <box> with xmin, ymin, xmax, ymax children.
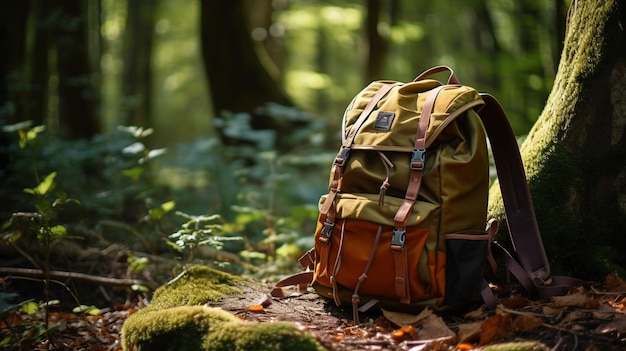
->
<box><xmin>488</xmin><ymin>0</ymin><xmax>626</xmax><ymax>279</ymax></box>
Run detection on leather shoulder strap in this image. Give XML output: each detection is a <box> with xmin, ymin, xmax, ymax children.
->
<box><xmin>478</xmin><ymin>93</ymin><xmax>580</xmax><ymax>295</ymax></box>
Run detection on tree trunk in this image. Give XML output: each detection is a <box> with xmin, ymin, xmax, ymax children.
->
<box><xmin>488</xmin><ymin>0</ymin><xmax>626</xmax><ymax>279</ymax></box>
<box><xmin>0</xmin><ymin>1</ymin><xmax>31</xmax><ymax>125</ymax></box>
<box><xmin>52</xmin><ymin>0</ymin><xmax>100</xmax><ymax>139</ymax></box>
<box><xmin>199</xmin><ymin>0</ymin><xmax>299</xmax><ymax>151</ymax></box>
<box><xmin>122</xmin><ymin>0</ymin><xmax>155</xmax><ymax>128</ymax></box>
<box><xmin>364</xmin><ymin>0</ymin><xmax>389</xmax><ymax>83</ymax></box>
<box><xmin>199</xmin><ymin>0</ymin><xmax>291</xmax><ymax>116</ymax></box>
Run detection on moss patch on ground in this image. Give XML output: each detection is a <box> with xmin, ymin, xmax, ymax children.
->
<box><xmin>122</xmin><ymin>266</ymin><xmax>327</xmax><ymax>351</ymax></box>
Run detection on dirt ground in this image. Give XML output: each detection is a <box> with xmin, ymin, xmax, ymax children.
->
<box><xmin>211</xmin><ymin>280</ymin><xmax>626</xmax><ymax>351</ymax></box>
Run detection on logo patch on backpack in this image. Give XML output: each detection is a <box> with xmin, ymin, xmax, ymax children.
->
<box><xmin>374</xmin><ymin>111</ymin><xmax>395</xmax><ymax>131</ymax></box>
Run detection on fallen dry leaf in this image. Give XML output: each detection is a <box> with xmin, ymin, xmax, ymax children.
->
<box><xmin>479</xmin><ymin>313</ymin><xmax>513</xmax><ymax>346</ymax></box>
<box><xmin>391</xmin><ymin>325</ymin><xmax>416</xmax><ymax>341</ymax></box>
<box><xmin>609</xmin><ymin>295</ymin><xmax>626</xmax><ymax>311</ymax></box>
<box><xmin>382</xmin><ymin>307</ymin><xmax>432</xmax><ymax>327</ymax></box>
<box><xmin>501</xmin><ymin>295</ymin><xmax>530</xmax><ymax>309</ymax></box>
<box><xmin>457</xmin><ymin>321</ymin><xmax>482</xmax><ymax>344</ymax></box>
<box><xmin>248</xmin><ymin>304</ymin><xmax>265</xmax><ymax>313</ymax></box>
<box><xmin>455</xmin><ymin>342</ymin><xmax>475</xmax><ymax>351</ymax></box>
<box><xmin>463</xmin><ymin>305</ymin><xmax>485</xmax><ymax>320</ymax></box>
<box><xmin>606</xmin><ymin>274</ymin><xmax>626</xmax><ymax>292</ymax></box>
<box><xmin>513</xmin><ymin>314</ymin><xmax>544</xmax><ymax>333</ymax></box>
<box><xmin>417</xmin><ymin>313</ymin><xmax>456</xmax><ymax>340</ymax></box>
<box><xmin>552</xmin><ymin>289</ymin><xmax>599</xmax><ymax>309</ymax></box>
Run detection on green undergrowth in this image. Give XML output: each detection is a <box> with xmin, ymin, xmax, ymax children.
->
<box><xmin>122</xmin><ymin>266</ymin><xmax>327</xmax><ymax>351</ymax></box>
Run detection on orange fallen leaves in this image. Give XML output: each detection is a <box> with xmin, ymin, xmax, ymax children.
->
<box><xmin>501</xmin><ymin>295</ymin><xmax>529</xmax><ymax>309</ymax></box>
<box><xmin>513</xmin><ymin>315</ymin><xmax>543</xmax><ymax>333</ymax></box>
<box><xmin>390</xmin><ymin>325</ymin><xmax>416</xmax><ymax>341</ymax></box>
<box><xmin>478</xmin><ymin>313</ymin><xmax>513</xmax><ymax>346</ymax></box>
<box><xmin>248</xmin><ymin>304</ymin><xmax>265</xmax><ymax>313</ymax></box>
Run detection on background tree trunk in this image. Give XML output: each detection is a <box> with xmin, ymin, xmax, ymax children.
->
<box><xmin>199</xmin><ymin>0</ymin><xmax>296</xmax><ymax>150</ymax></box>
<box><xmin>199</xmin><ymin>0</ymin><xmax>291</xmax><ymax>115</ymax></box>
<box><xmin>0</xmin><ymin>1</ymin><xmax>31</xmax><ymax>125</ymax></box>
<box><xmin>52</xmin><ymin>0</ymin><xmax>100</xmax><ymax>139</ymax></box>
<box><xmin>488</xmin><ymin>0</ymin><xmax>626</xmax><ymax>279</ymax></box>
<box><xmin>364</xmin><ymin>0</ymin><xmax>389</xmax><ymax>83</ymax></box>
<box><xmin>122</xmin><ymin>0</ymin><xmax>155</xmax><ymax>127</ymax></box>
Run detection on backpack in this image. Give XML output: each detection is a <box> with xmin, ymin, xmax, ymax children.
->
<box><xmin>271</xmin><ymin>66</ymin><xmax>579</xmax><ymax>322</ymax></box>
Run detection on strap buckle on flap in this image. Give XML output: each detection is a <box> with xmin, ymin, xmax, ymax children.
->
<box><xmin>318</xmin><ymin>220</ymin><xmax>335</xmax><ymax>244</ymax></box>
<box><xmin>411</xmin><ymin>148</ymin><xmax>426</xmax><ymax>170</ymax></box>
<box><xmin>334</xmin><ymin>147</ymin><xmax>350</xmax><ymax>167</ymax></box>
<box><xmin>391</xmin><ymin>228</ymin><xmax>406</xmax><ymax>251</ymax></box>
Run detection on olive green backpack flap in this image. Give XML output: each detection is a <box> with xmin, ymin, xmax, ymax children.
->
<box><xmin>271</xmin><ymin>66</ymin><xmax>579</xmax><ymax>322</ymax></box>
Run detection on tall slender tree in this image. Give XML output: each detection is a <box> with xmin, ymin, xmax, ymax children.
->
<box><xmin>51</xmin><ymin>0</ymin><xmax>100</xmax><ymax>139</ymax></box>
<box><xmin>122</xmin><ymin>0</ymin><xmax>156</xmax><ymax>127</ymax></box>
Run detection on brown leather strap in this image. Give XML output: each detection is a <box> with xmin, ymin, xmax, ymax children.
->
<box><xmin>392</xmin><ymin>246</ymin><xmax>411</xmax><ymax>304</ymax></box>
<box><xmin>393</xmin><ymin>85</ymin><xmax>447</xmax><ymax>227</ymax></box>
<box><xmin>478</xmin><ymin>93</ymin><xmax>580</xmax><ymax>296</ymax></box>
<box><xmin>270</xmin><ymin>271</ymin><xmax>313</xmax><ymax>298</ymax></box>
<box><xmin>414</xmin><ymin>65</ymin><xmax>460</xmax><ymax>84</ymax></box>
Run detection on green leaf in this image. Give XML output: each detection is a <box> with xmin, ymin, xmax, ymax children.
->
<box><xmin>239</xmin><ymin>250</ymin><xmax>267</xmax><ymax>260</ymax></box>
<box><xmin>16</xmin><ymin>125</ymin><xmax>45</xmax><ymax>148</ymax></box>
<box><xmin>49</xmin><ymin>225</ymin><xmax>67</xmax><ymax>238</ymax></box>
<box><xmin>122</xmin><ymin>166</ymin><xmax>144</xmax><ymax>180</ymax></box>
<box><xmin>72</xmin><ymin>305</ymin><xmax>101</xmax><ymax>315</ymax></box>
<box><xmin>164</xmin><ymin>239</ymin><xmax>184</xmax><ymax>252</ymax></box>
<box><xmin>148</xmin><ymin>200</ymin><xmax>176</xmax><ymax>221</ymax></box>
<box><xmin>24</xmin><ymin>172</ymin><xmax>57</xmax><ymax>196</ymax></box>
<box><xmin>20</xmin><ymin>301</ymin><xmax>39</xmax><ymax>314</ymax></box>
<box><xmin>40</xmin><ymin>300</ymin><xmax>60</xmax><ymax>308</ymax></box>
<box><xmin>131</xmin><ymin>284</ymin><xmax>149</xmax><ymax>292</ymax></box>
<box><xmin>0</xmin><ymin>335</ymin><xmax>12</xmax><ymax>346</ymax></box>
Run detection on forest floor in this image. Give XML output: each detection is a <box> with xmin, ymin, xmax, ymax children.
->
<box><xmin>2</xmin><ymin>272</ymin><xmax>626</xmax><ymax>351</ymax></box>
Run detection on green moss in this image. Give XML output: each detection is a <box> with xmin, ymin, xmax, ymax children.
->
<box><xmin>481</xmin><ymin>341</ymin><xmax>548</xmax><ymax>351</ymax></box>
<box><xmin>122</xmin><ymin>266</ymin><xmax>328</xmax><ymax>351</ymax></box>
<box><xmin>122</xmin><ymin>305</ymin><xmax>237</xmax><ymax>350</ymax></box>
<box><xmin>206</xmin><ymin>321</ymin><xmax>325</xmax><ymax>351</ymax></box>
<box><xmin>149</xmin><ymin>266</ymin><xmax>244</xmax><ymax>310</ymax></box>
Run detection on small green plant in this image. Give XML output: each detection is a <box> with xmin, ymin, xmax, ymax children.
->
<box><xmin>166</xmin><ymin>212</ymin><xmax>241</xmax><ymax>271</ymax></box>
<box><xmin>2</xmin><ymin>122</ymin><xmax>80</xmax><ymax>330</ymax></box>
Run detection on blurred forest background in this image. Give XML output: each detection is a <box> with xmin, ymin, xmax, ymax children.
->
<box><xmin>0</xmin><ymin>0</ymin><xmax>573</xmax><ymax>298</ymax></box>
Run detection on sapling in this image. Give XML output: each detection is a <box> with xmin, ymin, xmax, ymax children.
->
<box><xmin>166</xmin><ymin>211</ymin><xmax>241</xmax><ymax>283</ymax></box>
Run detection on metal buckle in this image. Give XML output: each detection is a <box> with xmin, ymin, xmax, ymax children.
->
<box><xmin>390</xmin><ymin>228</ymin><xmax>406</xmax><ymax>251</ymax></box>
<box><xmin>410</xmin><ymin>148</ymin><xmax>426</xmax><ymax>170</ymax></box>
<box><xmin>334</xmin><ymin>147</ymin><xmax>350</xmax><ymax>167</ymax></box>
<box><xmin>318</xmin><ymin>220</ymin><xmax>335</xmax><ymax>244</ymax></box>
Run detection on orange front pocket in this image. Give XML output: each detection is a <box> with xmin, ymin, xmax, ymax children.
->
<box><xmin>314</xmin><ymin>218</ymin><xmax>444</xmax><ymax>303</ymax></box>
